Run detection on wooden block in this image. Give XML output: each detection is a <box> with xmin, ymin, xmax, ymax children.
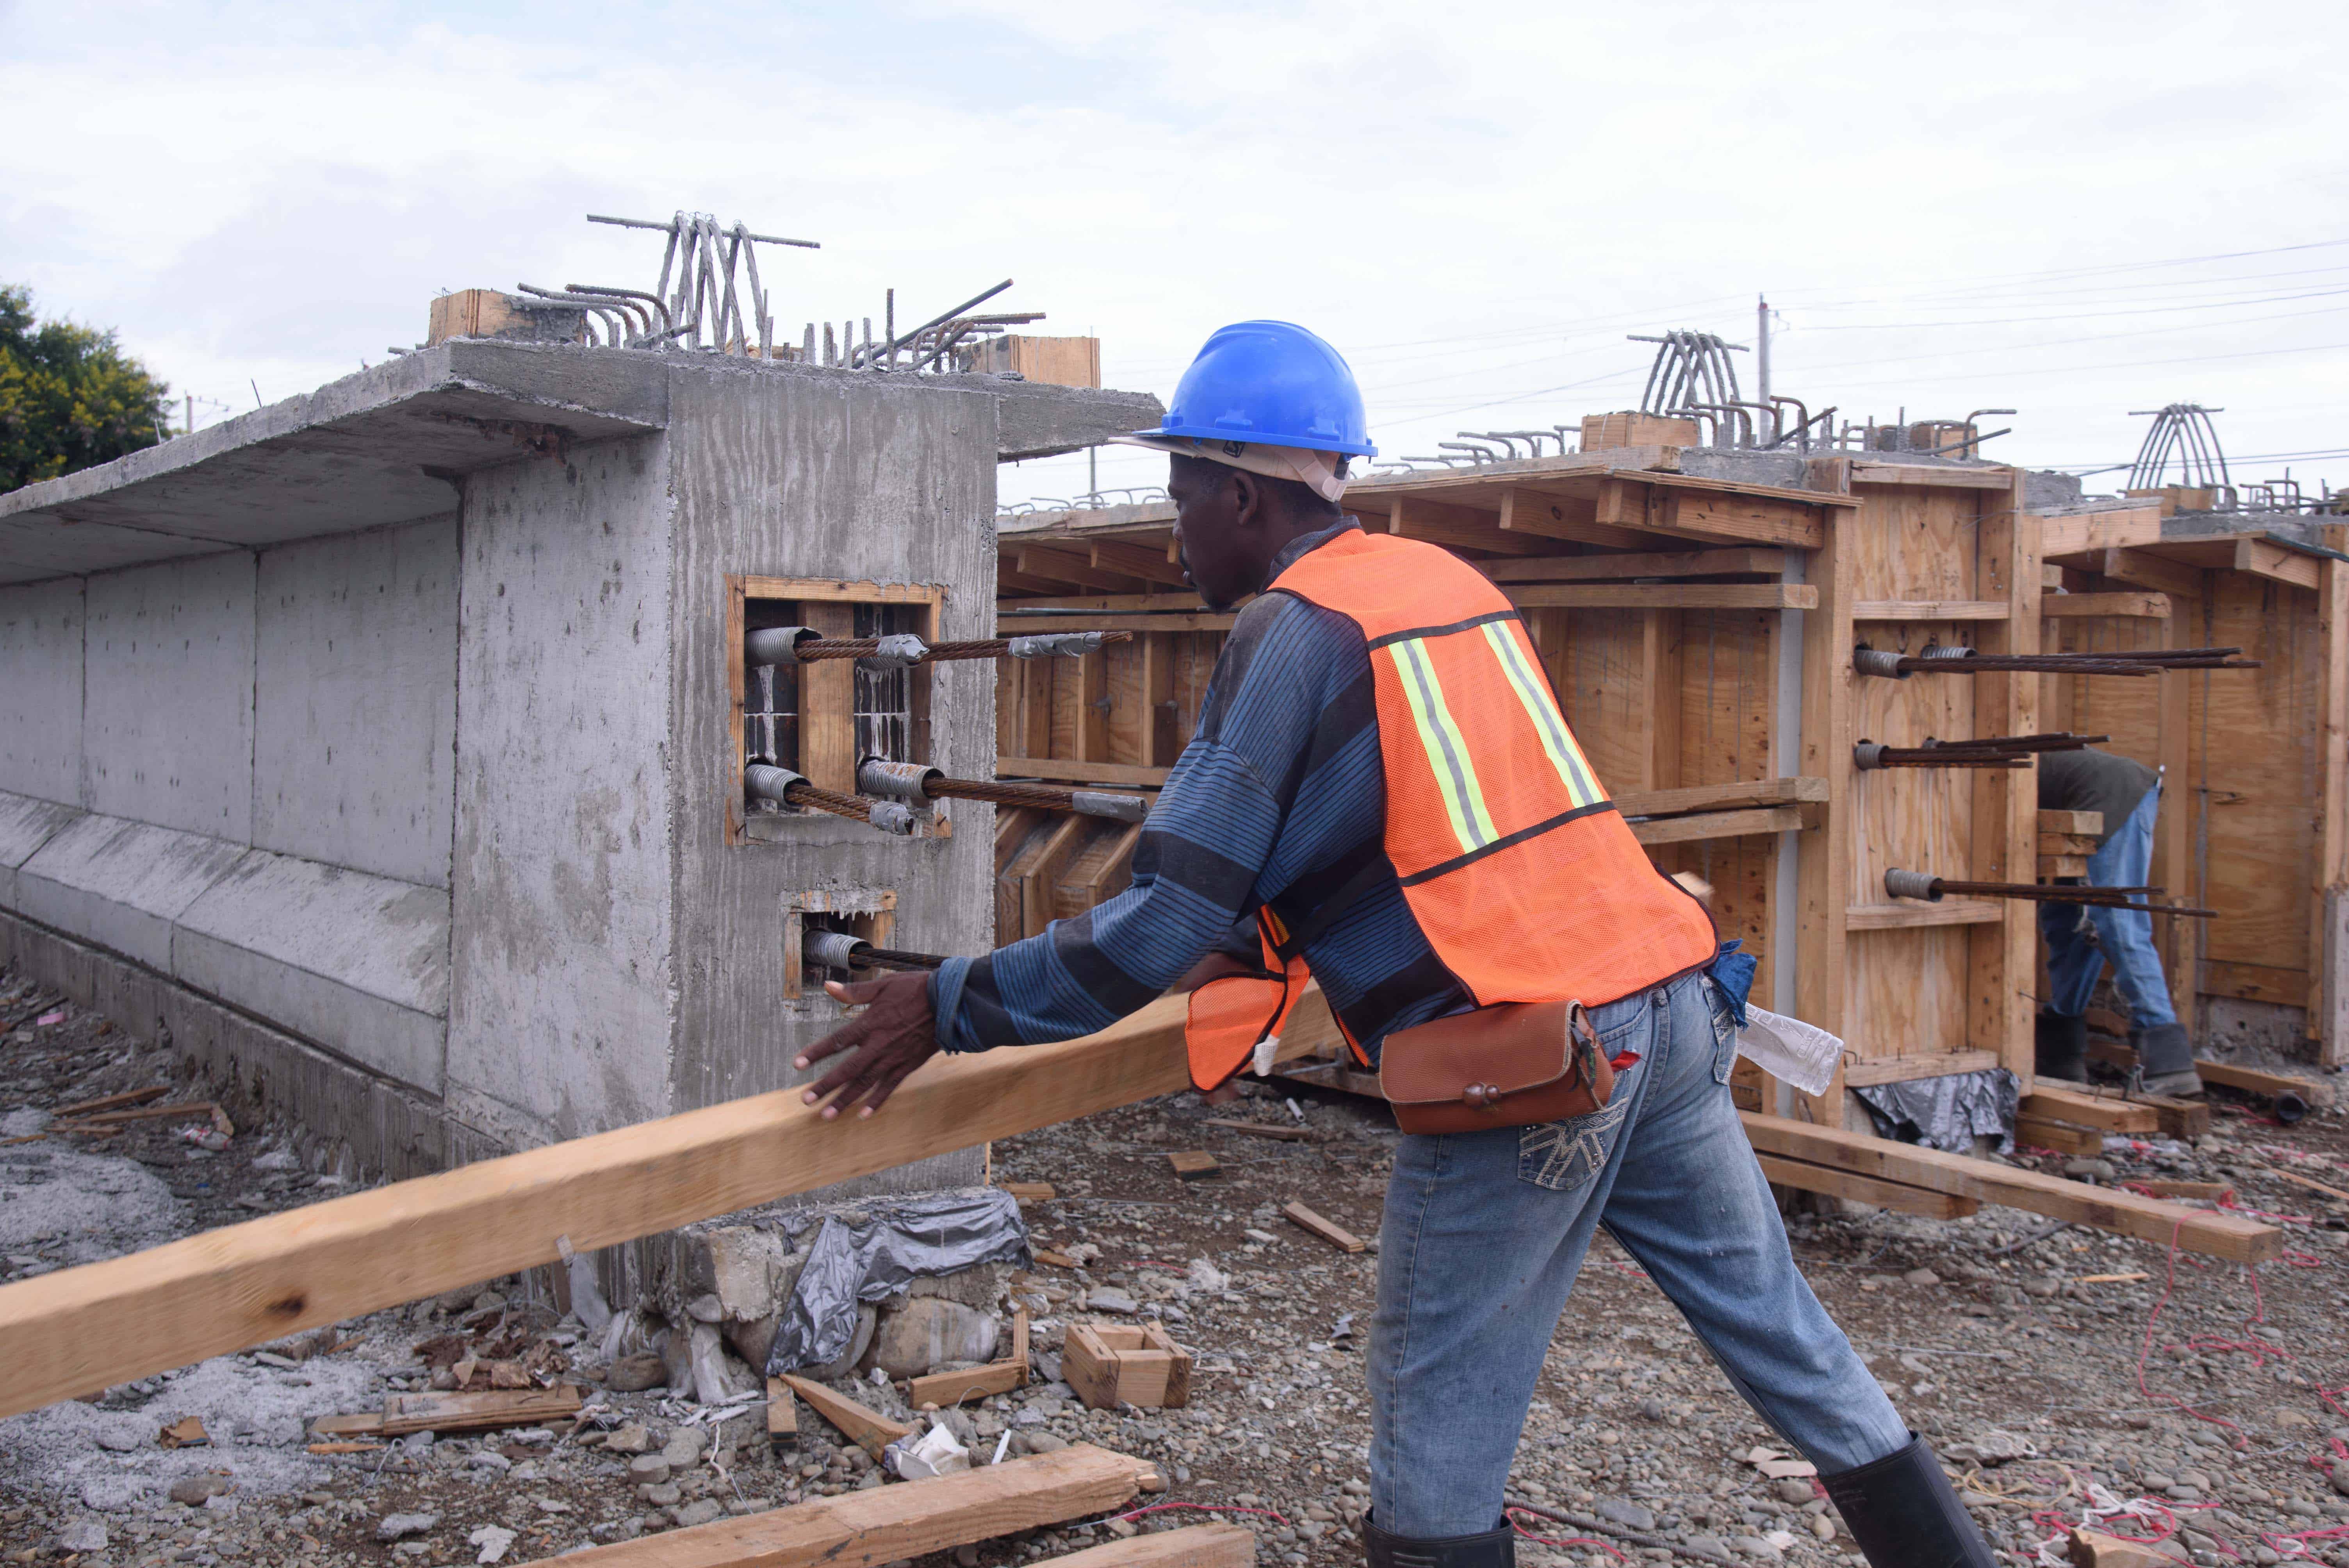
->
<box><xmin>1629</xmin><ymin>806</ymin><xmax>1802</xmax><ymax>846</ymax></box>
<box><xmin>2128</xmin><ymin>1180</ymin><xmax>2233</xmax><ymax>1202</ymax></box>
<box><xmin>1003</xmin><ymin>1181</ymin><xmax>1057</xmax><ymax>1203</ymax></box>
<box><xmin>380</xmin><ymin>1386</ymin><xmax>582</xmax><ymax>1436</ymax></box>
<box><xmin>2036</xmin><ymin>833</ymin><xmax>2100</xmax><ymax>857</ymax></box>
<box><xmin>2267</xmin><ymin>1167</ymin><xmax>2349</xmax><ymax>1205</ymax></box>
<box><xmin>778</xmin><ymin>1373</ymin><xmax>917</xmax><ymax>1460</ymax></box>
<box><xmin>2140</xmin><ymin>1094</ymin><xmax>2211</xmax><ymax>1140</ymax></box>
<box><xmin>1166</xmin><ymin>1151</ymin><xmax>1221</xmax><ymax>1181</ymax></box>
<box><xmin>2194</xmin><ymin>1060</ymin><xmax>2332</xmax><ymax>1107</ymax></box>
<box><xmin>907</xmin><ymin>1359</ymin><xmax>1028</xmax><ymax>1409</ymax></box>
<box><xmin>1740</xmin><ymin>1113</ymin><xmax>2279</xmax><ymax>1263</ymax></box>
<box><xmin>554</xmin><ymin>1442</ymin><xmax>1157</xmax><ymax>1568</ymax></box>
<box><xmin>52</xmin><ymin>1085</ymin><xmax>168</xmax><ymax>1118</ymax></box>
<box><xmin>1202</xmin><ymin>1118</ymin><xmax>1312</xmax><ymax>1142</ymax></box>
<box><xmin>2037</xmin><ymin>810</ymin><xmax>2105</xmax><ymax>836</ymax></box>
<box><xmin>310</xmin><ymin>1411</ymin><xmax>385</xmax><ymax>1437</ymax></box>
<box><xmin>2021</xmin><ymin>1085</ymin><xmax>2158</xmax><ymax>1134</ymax></box>
<box><xmin>1063</xmin><ymin>1322</ymin><xmax>1193</xmax><ymax>1411</ymax></box>
<box><xmin>1037</xmin><ymin>1525</ymin><xmax>1256</xmax><ymax>1568</ymax></box>
<box><xmin>1281</xmin><ymin>1201</ymin><xmax>1365</xmax><ymax>1253</ymax></box>
<box><xmin>2037</xmin><ymin>854</ymin><xmax>2091</xmax><ymax>879</ymax></box>
<box><xmin>766</xmin><ymin>1377</ymin><xmax>797</xmax><ymax>1451</ymax></box>
<box><xmin>1754</xmin><ymin>1155</ymin><xmax>1980</xmax><ymax>1219</ymax></box>
<box><xmin>2067</xmin><ymin>1526</ymin><xmax>2177</xmax><ymax>1568</ymax></box>
<box><xmin>2014</xmin><ymin>1116</ymin><xmax>2105</xmax><ymax>1157</ymax></box>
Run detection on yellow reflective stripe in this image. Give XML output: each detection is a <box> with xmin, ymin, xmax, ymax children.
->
<box><xmin>1481</xmin><ymin>620</ymin><xmax>1607</xmax><ymax>808</ymax></box>
<box><xmin>1386</xmin><ymin>637</ymin><xmax>1498</xmax><ymax>853</ymax></box>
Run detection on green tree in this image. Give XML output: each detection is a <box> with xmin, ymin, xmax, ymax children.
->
<box><xmin>0</xmin><ymin>284</ymin><xmax>171</xmax><ymax>494</ymax></box>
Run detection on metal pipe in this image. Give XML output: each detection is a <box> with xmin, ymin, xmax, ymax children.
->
<box><xmin>787</xmin><ymin>631</ymin><xmax>1132</xmax><ymax>664</ymax></box>
<box><xmin>856</xmin><ymin>757</ymin><xmax>1149</xmax><ymax>821</ymax></box>
<box><xmin>744</xmin><ymin>764</ymin><xmax>915</xmax><ymax>834</ymax></box>
<box><xmin>1883</xmin><ymin>866</ymin><xmax>2215</xmax><ymax>916</ymax></box>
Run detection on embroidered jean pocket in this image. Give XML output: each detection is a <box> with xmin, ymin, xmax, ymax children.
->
<box><xmin>1517</xmin><ymin>1091</ymin><xmax>1634</xmax><ymax>1194</ymax></box>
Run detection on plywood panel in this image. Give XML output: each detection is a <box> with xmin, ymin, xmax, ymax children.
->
<box><xmin>1677</xmin><ymin>609</ymin><xmax>1776</xmax><ymax>788</ymax></box>
<box><xmin>1845</xmin><ymin>488</ymin><xmax>1979</xmax><ymax>604</ymax></box>
<box><xmin>1554</xmin><ymin>609</ymin><xmax>1654</xmax><ymax>794</ymax></box>
<box><xmin>1846</xmin><ymin>926</ymin><xmax>1971</xmax><ymax>1062</ymax></box>
<box><xmin>1846</xmin><ymin>623</ymin><xmax>1977</xmax><ymax>905</ymax></box>
<box><xmin>2195</xmin><ymin>576</ymin><xmax>2319</xmax><ymax>976</ymax></box>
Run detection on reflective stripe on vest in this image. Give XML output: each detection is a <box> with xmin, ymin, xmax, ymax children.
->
<box><xmin>1275</xmin><ymin>531</ymin><xmax>1713</xmax><ymax>1010</ymax></box>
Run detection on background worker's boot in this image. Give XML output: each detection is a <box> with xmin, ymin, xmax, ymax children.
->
<box><xmin>2035</xmin><ymin>1009</ymin><xmax>2087</xmax><ymax>1082</ymax></box>
<box><xmin>1819</xmin><ymin>1434</ymin><xmax>1994</xmax><ymax>1567</ymax></box>
<box><xmin>2131</xmin><ymin>1021</ymin><xmax>2203</xmax><ymax>1097</ymax></box>
<box><xmin>1363</xmin><ymin>1515</ymin><xmax>1514</xmax><ymax>1568</ymax></box>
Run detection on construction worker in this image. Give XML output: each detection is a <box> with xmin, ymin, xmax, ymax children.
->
<box><xmin>2034</xmin><ymin>747</ymin><xmax>2201</xmax><ymax>1096</ymax></box>
<box><xmin>794</xmin><ymin>322</ymin><xmax>1994</xmax><ymax>1568</ymax></box>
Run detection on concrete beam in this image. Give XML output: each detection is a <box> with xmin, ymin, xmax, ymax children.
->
<box><xmin>925</xmin><ymin>374</ymin><xmax>1161</xmax><ymax>463</ymax></box>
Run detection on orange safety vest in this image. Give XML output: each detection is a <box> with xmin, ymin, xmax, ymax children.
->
<box><xmin>1185</xmin><ymin>530</ymin><xmax>1717</xmax><ymax>1091</ymax></box>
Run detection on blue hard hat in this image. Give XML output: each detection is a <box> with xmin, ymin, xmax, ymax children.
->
<box><xmin>1135</xmin><ymin>320</ymin><xmax>1375</xmax><ymax>458</ymax></box>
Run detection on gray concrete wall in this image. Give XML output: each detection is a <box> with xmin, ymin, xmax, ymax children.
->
<box><xmin>662</xmin><ymin>362</ymin><xmax>996</xmax><ymax>1195</ymax></box>
<box><xmin>84</xmin><ymin>553</ymin><xmax>258</xmax><ymax>840</ymax></box>
<box><xmin>444</xmin><ymin>435</ymin><xmax>679</xmax><ymax>1151</ymax></box>
<box><xmin>254</xmin><ymin>518</ymin><xmax>460</xmax><ymax>888</ymax></box>
<box><xmin>0</xmin><ymin>580</ymin><xmax>84</xmax><ymax>807</ymax></box>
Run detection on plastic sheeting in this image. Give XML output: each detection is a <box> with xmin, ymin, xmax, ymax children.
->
<box><xmin>1851</xmin><ymin>1067</ymin><xmax>2019</xmax><ymax>1156</ymax></box>
<box><xmin>765</xmin><ymin>1188</ymin><xmax>1032</xmax><ymax>1375</ymax></box>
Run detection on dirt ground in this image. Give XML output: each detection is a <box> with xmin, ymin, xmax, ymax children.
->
<box><xmin>7</xmin><ymin>969</ymin><xmax>2349</xmax><ymax>1568</ymax></box>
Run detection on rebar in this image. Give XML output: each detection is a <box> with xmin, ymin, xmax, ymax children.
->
<box><xmin>800</xmin><ymin>932</ymin><xmax>947</xmax><ymax>974</ymax></box>
<box><xmin>855</xmin><ymin>758</ymin><xmax>1148</xmax><ymax>821</ymax></box>
<box><xmin>787</xmin><ymin>631</ymin><xmax>1132</xmax><ymax>664</ymax></box>
<box><xmin>1883</xmin><ymin>867</ymin><xmax>2215</xmax><ymax>917</ymax></box>
<box><xmin>743</xmin><ymin>764</ymin><xmax>915</xmax><ymax>834</ymax></box>
<box><xmin>1854</xmin><ymin>732</ymin><xmax>2107</xmax><ymax>770</ymax></box>
<box><xmin>2128</xmin><ymin>404</ymin><xmax>2233</xmax><ymax>495</ymax></box>
<box><xmin>1854</xmin><ymin>645</ymin><xmax>2256</xmax><ymax>678</ymax></box>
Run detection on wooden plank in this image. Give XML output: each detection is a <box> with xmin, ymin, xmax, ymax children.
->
<box><xmin>1503</xmin><ymin>583</ymin><xmax>1816</xmax><ymax>611</ymax></box>
<box><xmin>1844</xmin><ymin>900</ymin><xmax>2004</xmax><ymax>931</ymax></box>
<box><xmin>2014</xmin><ymin>1115</ymin><xmax>2105</xmax><ymax>1157</ymax></box>
<box><xmin>1342</xmin><ymin>448</ymin><xmax>1682</xmax><ymax>501</ymax></box>
<box><xmin>779</xmin><ymin>1374</ymin><xmax>917</xmax><ymax>1460</ymax></box>
<box><xmin>999</xmin><ymin>614</ymin><xmax>1236</xmax><ymax>634</ymax></box>
<box><xmin>2037</xmin><ymin>854</ymin><xmax>2091</xmax><ymax>879</ymax></box>
<box><xmin>1383</xmin><ymin>495</ymin><xmax>1553</xmax><ymax>556</ymax></box>
<box><xmin>380</xmin><ymin>1386</ymin><xmax>581</xmax><ymax>1436</ymax></box>
<box><xmin>1089</xmin><ymin>540</ymin><xmax>1190</xmax><ymax>587</ymax></box>
<box><xmin>1628</xmin><ymin>806</ymin><xmax>1802</xmax><ymax>845</ymax></box>
<box><xmin>1166</xmin><ymin>1151</ymin><xmax>1221</xmax><ymax>1181</ymax></box>
<box><xmin>1972</xmin><ymin>477</ymin><xmax>2040</xmax><ymax>1094</ymax></box>
<box><xmin>1852</xmin><ymin>600</ymin><xmax>2008</xmax><ymax>622</ymax></box>
<box><xmin>1635</xmin><ymin>469</ymin><xmax>1862</xmax><ymax>507</ymax></box>
<box><xmin>1794</xmin><ymin>455</ymin><xmax>1855</xmax><ymax>1125</ymax></box>
<box><xmin>1754</xmin><ymin>1155</ymin><xmax>1980</xmax><ymax>1219</ymax></box>
<box><xmin>1616</xmin><ymin>777</ymin><xmax>1829</xmax><ymax>816</ymax></box>
<box><xmin>1739</xmin><ymin>1113</ymin><xmax>2280</xmax><ymax>1262</ymax></box>
<box><xmin>2037</xmin><ymin>810</ymin><xmax>2105</xmax><ymax>836</ymax></box>
<box><xmin>1019</xmin><ymin>546</ymin><xmax>1150</xmax><ymax>594</ymax></box>
<box><xmin>1840</xmin><ymin>1050</ymin><xmax>2001</xmax><ymax>1086</ymax></box>
<box><xmin>1002</xmin><ymin>1181</ymin><xmax>1056</xmax><ymax>1203</ymax></box>
<box><xmin>1479</xmin><ymin>547</ymin><xmax>1786</xmax><ymax>584</ymax></box>
<box><xmin>1020</xmin><ymin>814</ymin><xmax>1091</xmax><ymax>940</ymax></box>
<box><xmin>2037</xmin><ymin>833</ymin><xmax>2099</xmax><ymax>857</ymax></box>
<box><xmin>1281</xmin><ymin>1200</ymin><xmax>1365</xmax><ymax>1253</ymax></box>
<box><xmin>766</xmin><ymin>1377</ymin><xmax>797</xmax><ymax>1450</ymax></box>
<box><xmin>52</xmin><ymin>1085</ymin><xmax>168</xmax><ymax>1118</ymax></box>
<box><xmin>2129</xmin><ymin>1180</ymin><xmax>2233</xmax><ymax>1201</ymax></box>
<box><xmin>1203</xmin><ymin>1118</ymin><xmax>1313</xmax><ymax>1142</ymax></box>
<box><xmin>2193</xmin><ymin>1060</ymin><xmax>2332</xmax><ymax>1106</ymax></box>
<box><xmin>0</xmin><ymin>983</ymin><xmax>1341</xmax><ymax>1420</ymax></box>
<box><xmin>990</xmin><ymin>591</ymin><xmax>1211</xmax><ymax>614</ymax></box>
<box><xmin>2098</xmin><ymin>548</ymin><xmax>2203</xmax><ymax>601</ymax></box>
<box><xmin>2037</xmin><ymin>507</ymin><xmax>2162</xmax><ymax>559</ymax></box>
<box><xmin>999</xmin><ymin>757</ymin><xmax>1172</xmax><ymax>788</ymax></box>
<box><xmin>2316</xmin><ymin>534</ymin><xmax>2349</xmax><ymax>1064</ymax></box>
<box><xmin>2042</xmin><ymin>593</ymin><xmax>2171</xmax><ymax>620</ymax></box>
<box><xmin>2021</xmin><ymin>1085</ymin><xmax>2158</xmax><ymax>1133</ymax></box>
<box><xmin>1657</xmin><ymin>491</ymin><xmax>1825</xmax><ymax>551</ymax></box>
<box><xmin>1848</xmin><ymin>462</ymin><xmax>2015</xmax><ymax>489</ymax></box>
<box><xmin>2236</xmin><ymin>536</ymin><xmax>2322</xmax><ymax>592</ymax></box>
<box><xmin>557</xmin><ymin>1443</ymin><xmax>1154</xmax><ymax>1568</ymax></box>
<box><xmin>800</xmin><ymin>600</ymin><xmax>857</xmax><ymax>793</ymax></box>
<box><xmin>2268</xmin><ymin>1167</ymin><xmax>2349</xmax><ymax>1206</ymax></box>
<box><xmin>1035</xmin><ymin>1524</ymin><xmax>1255</xmax><ymax>1568</ymax></box>
<box><xmin>907</xmin><ymin>1358</ymin><xmax>1028</xmax><ymax>1410</ymax></box>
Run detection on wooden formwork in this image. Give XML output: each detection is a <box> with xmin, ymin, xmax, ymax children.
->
<box><xmin>992</xmin><ymin>449</ymin><xmax>2050</xmax><ymax>1123</ymax></box>
<box><xmin>2038</xmin><ymin>499</ymin><xmax>2349</xmax><ymax>1063</ymax></box>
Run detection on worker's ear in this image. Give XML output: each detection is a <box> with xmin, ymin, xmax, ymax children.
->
<box><xmin>1227</xmin><ymin>469</ymin><xmax>1264</xmax><ymax>532</ymax></box>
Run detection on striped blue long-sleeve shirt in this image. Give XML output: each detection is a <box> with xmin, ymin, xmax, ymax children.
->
<box><xmin>928</xmin><ymin>520</ymin><xmax>1472</xmax><ymax>1064</ymax></box>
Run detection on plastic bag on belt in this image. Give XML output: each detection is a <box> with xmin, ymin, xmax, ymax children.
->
<box><xmin>764</xmin><ymin>1187</ymin><xmax>1032</xmax><ymax>1375</ymax></box>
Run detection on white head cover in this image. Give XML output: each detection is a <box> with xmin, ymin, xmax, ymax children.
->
<box><xmin>1110</xmin><ymin>432</ymin><xmax>1349</xmax><ymax>502</ymax></box>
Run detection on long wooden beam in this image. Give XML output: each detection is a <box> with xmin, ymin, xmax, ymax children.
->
<box><xmin>563</xmin><ymin>1443</ymin><xmax>1155</xmax><ymax>1568</ymax></box>
<box><xmin>0</xmin><ymin>992</ymin><xmax>1325</xmax><ymax>1418</ymax></box>
<box><xmin>1740</xmin><ymin>1113</ymin><xmax>2279</xmax><ymax>1263</ymax></box>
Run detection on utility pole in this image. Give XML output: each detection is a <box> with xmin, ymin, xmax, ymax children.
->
<box><xmin>1756</xmin><ymin>294</ymin><xmax>1772</xmax><ymax>405</ymax></box>
<box><xmin>185</xmin><ymin>394</ymin><xmax>193</xmax><ymax>437</ymax></box>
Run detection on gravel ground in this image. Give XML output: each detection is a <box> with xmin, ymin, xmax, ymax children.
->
<box><xmin>6</xmin><ymin>969</ymin><xmax>2349</xmax><ymax>1568</ymax></box>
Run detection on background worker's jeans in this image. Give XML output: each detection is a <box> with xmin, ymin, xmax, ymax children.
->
<box><xmin>1366</xmin><ymin>972</ymin><xmax>1909</xmax><ymax>1537</ymax></box>
<box><xmin>2041</xmin><ymin>784</ymin><xmax>2177</xmax><ymax>1031</ymax></box>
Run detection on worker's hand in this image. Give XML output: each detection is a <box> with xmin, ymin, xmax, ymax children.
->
<box><xmin>794</xmin><ymin>971</ymin><xmax>941</xmax><ymax>1119</ymax></box>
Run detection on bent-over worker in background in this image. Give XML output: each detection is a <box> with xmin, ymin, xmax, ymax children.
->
<box><xmin>2033</xmin><ymin>747</ymin><xmax>2202</xmax><ymax>1097</ymax></box>
<box><xmin>792</xmin><ymin>321</ymin><xmax>1995</xmax><ymax>1568</ymax></box>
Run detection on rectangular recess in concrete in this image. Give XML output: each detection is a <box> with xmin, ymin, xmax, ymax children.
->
<box><xmin>14</xmin><ymin>813</ymin><xmax>249</xmax><ymax>971</ymax></box>
<box><xmin>173</xmin><ymin>849</ymin><xmax>450</xmax><ymax>1094</ymax></box>
<box><xmin>0</xmin><ymin>579</ymin><xmax>86</xmax><ymax>807</ymax></box>
<box><xmin>84</xmin><ymin>552</ymin><xmax>258</xmax><ymax>840</ymax></box>
<box><xmin>254</xmin><ymin>518</ymin><xmax>459</xmax><ymax>888</ymax></box>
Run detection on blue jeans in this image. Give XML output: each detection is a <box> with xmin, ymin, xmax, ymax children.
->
<box><xmin>2041</xmin><ymin>783</ymin><xmax>2177</xmax><ymax>1030</ymax></box>
<box><xmin>1367</xmin><ymin>972</ymin><xmax>1909</xmax><ymax>1537</ymax></box>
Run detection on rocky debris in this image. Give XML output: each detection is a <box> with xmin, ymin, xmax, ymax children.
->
<box><xmin>376</xmin><ymin>1509</ymin><xmax>440</xmax><ymax>1540</ymax></box>
<box><xmin>468</xmin><ymin>1522</ymin><xmax>517</xmax><ymax>1563</ymax></box>
<box><xmin>167</xmin><ymin>1474</ymin><xmax>232</xmax><ymax>1506</ymax></box>
<box><xmin>871</xmin><ymin>1296</ymin><xmax>1001</xmax><ymax>1377</ymax></box>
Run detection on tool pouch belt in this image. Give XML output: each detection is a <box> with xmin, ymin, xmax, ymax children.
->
<box><xmin>1378</xmin><ymin>999</ymin><xmax>1614</xmax><ymax>1134</ymax></box>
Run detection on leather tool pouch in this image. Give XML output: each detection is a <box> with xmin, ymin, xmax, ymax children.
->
<box><xmin>1378</xmin><ymin>999</ymin><xmax>1614</xmax><ymax>1134</ymax></box>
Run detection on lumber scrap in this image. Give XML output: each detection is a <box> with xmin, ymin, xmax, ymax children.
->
<box><xmin>2037</xmin><ymin>809</ymin><xmax>2105</xmax><ymax>836</ymax></box>
<box><xmin>2192</xmin><ymin>1059</ymin><xmax>2333</xmax><ymax>1107</ymax></box>
<box><xmin>556</xmin><ymin>1442</ymin><xmax>1156</xmax><ymax>1568</ymax></box>
<box><xmin>909</xmin><ymin>1305</ymin><xmax>1030</xmax><ymax>1409</ymax></box>
<box><xmin>51</xmin><ymin>1085</ymin><xmax>169</xmax><ymax>1118</ymax></box>
<box><xmin>380</xmin><ymin>1386</ymin><xmax>581</xmax><ymax>1435</ymax></box>
<box><xmin>0</xmin><ymin>987</ymin><xmax>1333</xmax><ymax>1420</ymax></box>
<box><xmin>1754</xmin><ymin>1155</ymin><xmax>1979</xmax><ymax>1219</ymax></box>
<box><xmin>1739</xmin><ymin>1114</ymin><xmax>2279</xmax><ymax>1263</ymax></box>
<box><xmin>1281</xmin><ymin>1200</ymin><xmax>1365</xmax><ymax>1253</ymax></box>
<box><xmin>778</xmin><ymin>1374</ymin><xmax>916</xmax><ymax>1460</ymax></box>
<box><xmin>2013</xmin><ymin>1116</ymin><xmax>2104</xmax><ymax>1157</ymax></box>
<box><xmin>1064</xmin><ymin>1322</ymin><xmax>1192</xmax><ymax>1410</ymax></box>
<box><xmin>2128</xmin><ymin>1180</ymin><xmax>2232</xmax><ymax>1202</ymax></box>
<box><xmin>2020</xmin><ymin>1085</ymin><xmax>2158</xmax><ymax>1134</ymax></box>
<box><xmin>1039</xmin><ymin>1524</ymin><xmax>1255</xmax><ymax>1568</ymax></box>
<box><xmin>1003</xmin><ymin>1181</ymin><xmax>1057</xmax><ymax>1203</ymax></box>
<box><xmin>1167</xmin><ymin>1151</ymin><xmax>1221</xmax><ymax>1181</ymax></box>
<box><xmin>1202</xmin><ymin>1117</ymin><xmax>1312</xmax><ymax>1142</ymax></box>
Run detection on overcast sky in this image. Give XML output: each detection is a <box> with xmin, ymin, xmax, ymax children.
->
<box><xmin>7</xmin><ymin>2</ymin><xmax>2347</xmax><ymax>509</ymax></box>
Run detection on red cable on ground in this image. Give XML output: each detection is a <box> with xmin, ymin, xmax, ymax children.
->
<box><xmin>1113</xmin><ymin>1501</ymin><xmax>1294</xmax><ymax>1528</ymax></box>
<box><xmin>1503</xmin><ymin>1509</ymin><xmax>1627</xmax><ymax>1564</ymax></box>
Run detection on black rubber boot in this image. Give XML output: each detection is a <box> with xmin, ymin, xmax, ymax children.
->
<box><xmin>2035</xmin><ymin>1009</ymin><xmax>2087</xmax><ymax>1082</ymax></box>
<box><xmin>2133</xmin><ymin>1021</ymin><xmax>2204</xmax><ymax>1097</ymax></box>
<box><xmin>1362</xmin><ymin>1515</ymin><xmax>1514</xmax><ymax>1568</ymax></box>
<box><xmin>1819</xmin><ymin>1434</ymin><xmax>1995</xmax><ymax>1567</ymax></box>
